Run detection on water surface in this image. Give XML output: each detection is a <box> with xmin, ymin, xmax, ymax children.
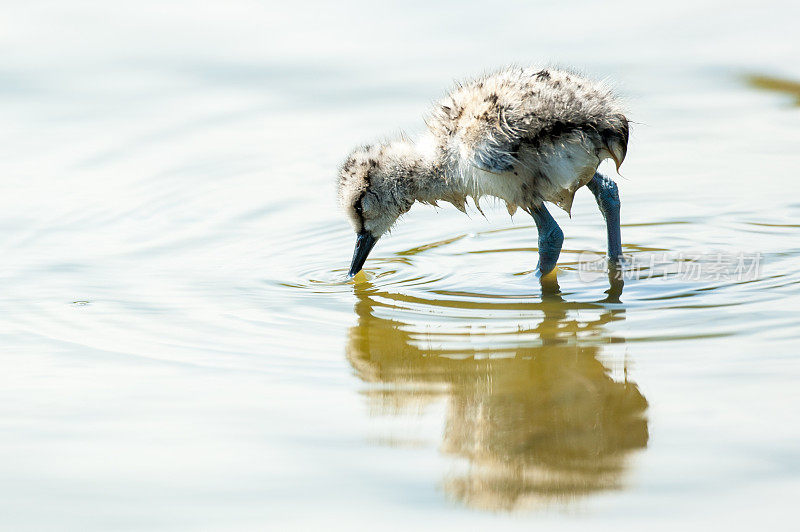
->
<box><xmin>1</xmin><ymin>1</ymin><xmax>799</xmax><ymax>530</ymax></box>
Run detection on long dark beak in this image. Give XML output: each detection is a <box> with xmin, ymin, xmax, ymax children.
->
<box><xmin>348</xmin><ymin>231</ymin><xmax>377</xmax><ymax>278</ymax></box>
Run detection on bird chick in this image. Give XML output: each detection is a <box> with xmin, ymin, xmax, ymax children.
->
<box><xmin>338</xmin><ymin>67</ymin><xmax>629</xmax><ymax>278</ymax></box>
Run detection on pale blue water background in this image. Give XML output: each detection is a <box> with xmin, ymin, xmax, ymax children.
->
<box><xmin>1</xmin><ymin>1</ymin><xmax>800</xmax><ymax>530</ymax></box>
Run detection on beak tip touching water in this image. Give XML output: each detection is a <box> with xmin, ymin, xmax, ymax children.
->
<box><xmin>348</xmin><ymin>232</ymin><xmax>377</xmax><ymax>278</ymax></box>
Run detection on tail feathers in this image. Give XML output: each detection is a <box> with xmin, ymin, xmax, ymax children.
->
<box><xmin>601</xmin><ymin>115</ymin><xmax>629</xmax><ymax>171</ymax></box>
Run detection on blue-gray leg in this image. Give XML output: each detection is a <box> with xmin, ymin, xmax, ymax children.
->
<box><xmin>530</xmin><ymin>203</ymin><xmax>564</xmax><ymax>276</ymax></box>
<box><xmin>587</xmin><ymin>173</ymin><xmax>623</xmax><ymax>263</ymax></box>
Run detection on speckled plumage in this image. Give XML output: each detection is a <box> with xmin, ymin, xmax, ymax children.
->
<box><xmin>427</xmin><ymin>67</ymin><xmax>628</xmax><ymax>213</ymax></box>
<box><xmin>337</xmin><ymin>66</ymin><xmax>630</xmax><ymax>276</ymax></box>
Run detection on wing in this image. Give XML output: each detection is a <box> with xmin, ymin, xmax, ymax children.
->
<box><xmin>428</xmin><ymin>88</ymin><xmax>523</xmax><ymax>174</ymax></box>
<box><xmin>427</xmin><ymin>68</ymin><xmax>629</xmax><ymax>175</ymax></box>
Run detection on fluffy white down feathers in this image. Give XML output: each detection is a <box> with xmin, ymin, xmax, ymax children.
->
<box><xmin>338</xmin><ymin>67</ymin><xmax>629</xmax><ymax>237</ymax></box>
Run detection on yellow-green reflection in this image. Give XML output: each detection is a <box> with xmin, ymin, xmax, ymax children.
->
<box><xmin>745</xmin><ymin>73</ymin><xmax>800</xmax><ymax>105</ymax></box>
<box><xmin>347</xmin><ymin>279</ymin><xmax>648</xmax><ymax>511</ymax></box>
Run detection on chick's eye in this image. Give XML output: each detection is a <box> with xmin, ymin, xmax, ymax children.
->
<box><xmin>361</xmin><ymin>195</ymin><xmax>377</xmax><ymax>218</ymax></box>
<box><xmin>361</xmin><ymin>195</ymin><xmax>372</xmax><ymax>209</ymax></box>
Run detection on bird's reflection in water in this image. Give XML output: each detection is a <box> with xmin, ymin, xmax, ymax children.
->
<box><xmin>346</xmin><ymin>275</ymin><xmax>648</xmax><ymax>511</ymax></box>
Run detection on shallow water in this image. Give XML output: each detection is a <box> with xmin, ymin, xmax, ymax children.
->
<box><xmin>2</xmin><ymin>1</ymin><xmax>800</xmax><ymax>530</ymax></box>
